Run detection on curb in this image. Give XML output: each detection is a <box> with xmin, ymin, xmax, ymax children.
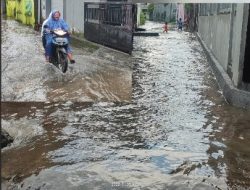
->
<box><xmin>70</xmin><ymin>35</ymin><xmax>130</xmax><ymax>56</ymax></box>
<box><xmin>196</xmin><ymin>32</ymin><xmax>250</xmax><ymax>109</ymax></box>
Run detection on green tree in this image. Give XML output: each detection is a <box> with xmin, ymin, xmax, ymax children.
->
<box><xmin>185</xmin><ymin>3</ymin><xmax>193</xmax><ymax>11</ymax></box>
<box><xmin>147</xmin><ymin>3</ymin><xmax>154</xmax><ymax>14</ymax></box>
<box><xmin>147</xmin><ymin>3</ymin><xmax>154</xmax><ymax>20</ymax></box>
<box><xmin>140</xmin><ymin>12</ymin><xmax>146</xmax><ymax>25</ymax></box>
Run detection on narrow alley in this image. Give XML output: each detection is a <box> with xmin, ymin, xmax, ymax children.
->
<box><xmin>2</xmin><ymin>19</ymin><xmax>250</xmax><ymax>190</ymax></box>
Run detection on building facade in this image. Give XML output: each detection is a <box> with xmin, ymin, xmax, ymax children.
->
<box><xmin>136</xmin><ymin>3</ymin><xmax>148</xmax><ymax>26</ymax></box>
<box><xmin>152</xmin><ymin>3</ymin><xmax>177</xmax><ymax>22</ymax></box>
<box><xmin>197</xmin><ymin>3</ymin><xmax>250</xmax><ymax>108</ymax></box>
<box><xmin>40</xmin><ymin>0</ymin><xmax>132</xmax><ymax>33</ymax></box>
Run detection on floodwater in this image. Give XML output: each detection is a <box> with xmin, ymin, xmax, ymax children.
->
<box><xmin>2</xmin><ymin>20</ymin><xmax>250</xmax><ymax>190</ymax></box>
<box><xmin>1</xmin><ymin>19</ymin><xmax>132</xmax><ymax>102</ymax></box>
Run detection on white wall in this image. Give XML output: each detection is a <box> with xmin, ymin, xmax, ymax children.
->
<box><xmin>198</xmin><ymin>14</ymin><xmax>231</xmax><ymax>71</ymax></box>
<box><xmin>65</xmin><ymin>0</ymin><xmax>105</xmax><ymax>33</ymax></box>
<box><xmin>65</xmin><ymin>0</ymin><xmax>86</xmax><ymax>33</ymax></box>
<box><xmin>231</xmin><ymin>4</ymin><xmax>244</xmax><ymax>86</ymax></box>
<box><xmin>231</xmin><ymin>4</ymin><xmax>249</xmax><ymax>87</ymax></box>
<box><xmin>198</xmin><ymin>4</ymin><xmax>249</xmax><ymax>88</ymax></box>
<box><xmin>137</xmin><ymin>3</ymin><xmax>142</xmax><ymax>26</ymax></box>
<box><xmin>51</xmin><ymin>0</ymin><xmax>64</xmax><ymax>18</ymax></box>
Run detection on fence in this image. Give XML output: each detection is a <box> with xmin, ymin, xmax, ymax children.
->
<box><xmin>199</xmin><ymin>3</ymin><xmax>232</xmax><ymax>16</ymax></box>
<box><xmin>84</xmin><ymin>2</ymin><xmax>136</xmax><ymax>54</ymax></box>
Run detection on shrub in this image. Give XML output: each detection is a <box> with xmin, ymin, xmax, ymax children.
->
<box><xmin>140</xmin><ymin>12</ymin><xmax>146</xmax><ymax>25</ymax></box>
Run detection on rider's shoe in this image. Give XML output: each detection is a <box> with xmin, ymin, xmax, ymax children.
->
<box><xmin>70</xmin><ymin>59</ymin><xmax>75</xmax><ymax>64</ymax></box>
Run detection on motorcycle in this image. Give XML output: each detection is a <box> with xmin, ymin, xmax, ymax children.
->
<box><xmin>48</xmin><ymin>29</ymin><xmax>69</xmax><ymax>73</ymax></box>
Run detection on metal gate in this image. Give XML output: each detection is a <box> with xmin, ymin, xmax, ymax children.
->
<box><xmin>84</xmin><ymin>2</ymin><xmax>136</xmax><ymax>54</ymax></box>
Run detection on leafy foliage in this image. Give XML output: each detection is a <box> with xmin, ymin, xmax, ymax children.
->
<box><xmin>140</xmin><ymin>12</ymin><xmax>146</xmax><ymax>25</ymax></box>
<box><xmin>185</xmin><ymin>4</ymin><xmax>193</xmax><ymax>11</ymax></box>
<box><xmin>147</xmin><ymin>4</ymin><xmax>154</xmax><ymax>14</ymax></box>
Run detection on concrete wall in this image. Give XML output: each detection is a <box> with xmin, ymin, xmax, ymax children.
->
<box><xmin>65</xmin><ymin>0</ymin><xmax>85</xmax><ymax>33</ymax></box>
<box><xmin>231</xmin><ymin>4</ymin><xmax>245</xmax><ymax>87</ymax></box>
<box><xmin>51</xmin><ymin>0</ymin><xmax>64</xmax><ymax>18</ymax></box>
<box><xmin>198</xmin><ymin>14</ymin><xmax>231</xmax><ymax>71</ymax></box>
<box><xmin>137</xmin><ymin>3</ymin><xmax>142</xmax><ymax>26</ymax></box>
<box><xmin>40</xmin><ymin>0</ymin><xmax>131</xmax><ymax>33</ymax></box>
<box><xmin>152</xmin><ymin>3</ymin><xmax>176</xmax><ymax>22</ymax></box>
<box><xmin>64</xmin><ymin>0</ymin><xmax>106</xmax><ymax>33</ymax></box>
<box><xmin>232</xmin><ymin>4</ymin><xmax>249</xmax><ymax>88</ymax></box>
<box><xmin>197</xmin><ymin>4</ymin><xmax>250</xmax><ymax>108</ymax></box>
<box><xmin>198</xmin><ymin>4</ymin><xmax>249</xmax><ymax>89</ymax></box>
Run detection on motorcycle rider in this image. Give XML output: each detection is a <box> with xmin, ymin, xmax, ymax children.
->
<box><xmin>41</xmin><ymin>12</ymin><xmax>52</xmax><ymax>50</ymax></box>
<box><xmin>42</xmin><ymin>10</ymin><xmax>75</xmax><ymax>64</ymax></box>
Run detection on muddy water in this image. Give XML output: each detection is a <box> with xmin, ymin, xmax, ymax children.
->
<box><xmin>1</xmin><ymin>19</ymin><xmax>132</xmax><ymax>102</ymax></box>
<box><xmin>2</xmin><ymin>20</ymin><xmax>250</xmax><ymax>190</ymax></box>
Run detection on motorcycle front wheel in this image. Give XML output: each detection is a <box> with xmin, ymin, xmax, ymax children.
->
<box><xmin>58</xmin><ymin>51</ymin><xmax>68</xmax><ymax>73</ymax></box>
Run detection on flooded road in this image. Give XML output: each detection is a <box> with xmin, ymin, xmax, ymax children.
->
<box><xmin>2</xmin><ymin>20</ymin><xmax>250</xmax><ymax>190</ymax></box>
<box><xmin>1</xmin><ymin>19</ymin><xmax>132</xmax><ymax>102</ymax></box>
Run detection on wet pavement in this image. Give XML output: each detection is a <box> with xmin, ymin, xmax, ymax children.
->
<box><xmin>2</xmin><ymin>20</ymin><xmax>250</xmax><ymax>190</ymax></box>
<box><xmin>1</xmin><ymin>19</ymin><xmax>132</xmax><ymax>102</ymax></box>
